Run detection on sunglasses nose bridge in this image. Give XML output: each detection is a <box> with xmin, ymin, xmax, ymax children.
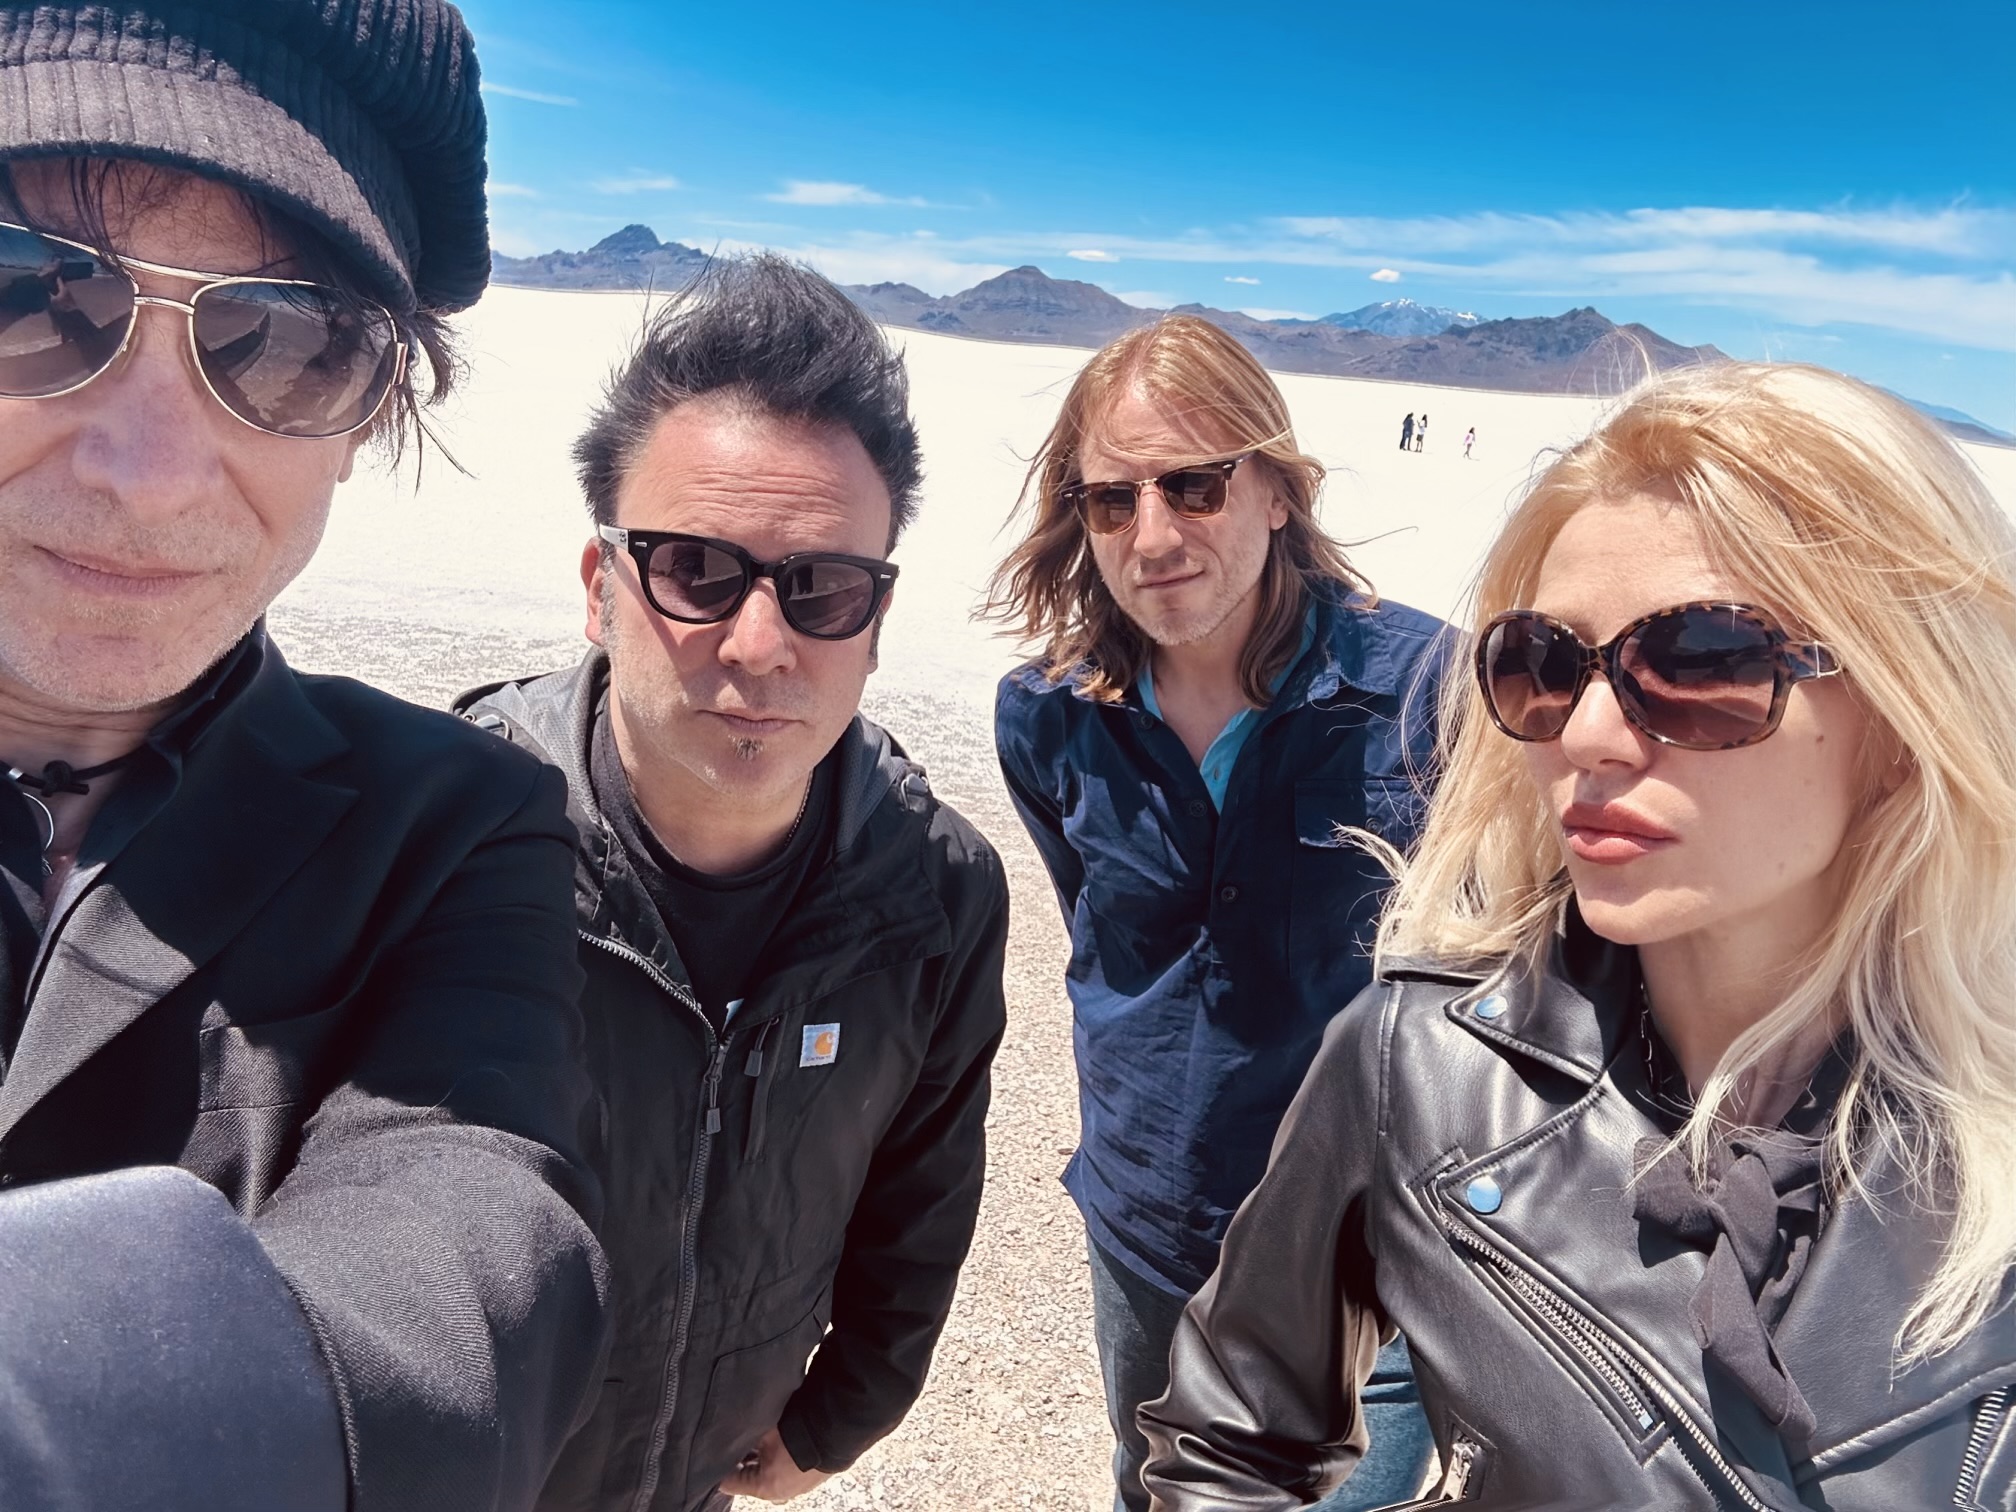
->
<box><xmin>1558</xmin><ymin>655</ymin><xmax>1655</xmax><ymax>758</ymax></box>
<box><xmin>1130</xmin><ymin>483</ymin><xmax>1188</xmax><ymax>551</ymax></box>
<box><xmin>713</xmin><ymin>570</ymin><xmax>800</xmax><ymax>667</ymax></box>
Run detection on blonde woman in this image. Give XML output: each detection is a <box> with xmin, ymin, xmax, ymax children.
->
<box><xmin>1140</xmin><ymin>363</ymin><xmax>2016</xmax><ymax>1510</ymax></box>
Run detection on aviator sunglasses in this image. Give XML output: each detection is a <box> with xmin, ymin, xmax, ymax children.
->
<box><xmin>1477</xmin><ymin>601</ymin><xmax>1841</xmax><ymax>751</ymax></box>
<box><xmin>599</xmin><ymin>526</ymin><xmax>899</xmax><ymax>641</ymax></box>
<box><xmin>0</xmin><ymin>220</ymin><xmax>405</xmax><ymax>439</ymax></box>
<box><xmin>1061</xmin><ymin>454</ymin><xmax>1249</xmax><ymax>536</ymax></box>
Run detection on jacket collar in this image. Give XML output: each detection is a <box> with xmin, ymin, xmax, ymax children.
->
<box><xmin>1066</xmin><ymin>579</ymin><xmax>1405</xmax><ymax>709</ymax></box>
<box><xmin>461</xmin><ymin>651</ymin><xmax>952</xmax><ymax>1017</ymax></box>
<box><xmin>460</xmin><ymin>649</ymin><xmax>902</xmax><ymax>854</ymax></box>
<box><xmin>1435</xmin><ymin>902</ymin><xmax>2016</xmax><ymax>1485</ymax></box>
<box><xmin>1442</xmin><ymin>902</ymin><xmax>1640</xmax><ymax>1085</ymax></box>
<box><xmin>0</xmin><ymin>636</ymin><xmax>357</xmax><ymax>1137</ymax></box>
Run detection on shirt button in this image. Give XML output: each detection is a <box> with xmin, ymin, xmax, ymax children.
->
<box><xmin>1219</xmin><ymin>885</ymin><xmax>1240</xmax><ymax>903</ymax></box>
<box><xmin>1186</xmin><ymin>799</ymin><xmax>1208</xmax><ymax>818</ymax></box>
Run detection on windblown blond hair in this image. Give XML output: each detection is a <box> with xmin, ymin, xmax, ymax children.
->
<box><xmin>1381</xmin><ymin>361</ymin><xmax>2016</xmax><ymax>1359</ymax></box>
<box><xmin>983</xmin><ymin>315</ymin><xmax>1371</xmax><ymax>703</ymax></box>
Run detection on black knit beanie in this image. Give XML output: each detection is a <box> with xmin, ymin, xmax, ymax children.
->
<box><xmin>0</xmin><ymin>1</ymin><xmax>491</xmax><ymax>313</ymax></box>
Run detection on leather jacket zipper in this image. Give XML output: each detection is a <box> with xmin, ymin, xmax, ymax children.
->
<box><xmin>1955</xmin><ymin>1385</ymin><xmax>2011</xmax><ymax>1506</ymax></box>
<box><xmin>1437</xmin><ymin>1436</ymin><xmax>1479</xmax><ymax>1499</ymax></box>
<box><xmin>1440</xmin><ymin>1211</ymin><xmax>1769</xmax><ymax>1512</ymax></box>
<box><xmin>580</xmin><ymin>930</ymin><xmax>728</xmax><ymax>1512</ymax></box>
<box><xmin>1380</xmin><ymin>1433</ymin><xmax>1481</xmax><ymax>1508</ymax></box>
<box><xmin>1440</xmin><ymin>1213</ymin><xmax>1656</xmax><ymax>1433</ymax></box>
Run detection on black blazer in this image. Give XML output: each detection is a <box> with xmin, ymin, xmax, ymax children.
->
<box><xmin>0</xmin><ymin>638</ymin><xmax>610</xmax><ymax>1511</ymax></box>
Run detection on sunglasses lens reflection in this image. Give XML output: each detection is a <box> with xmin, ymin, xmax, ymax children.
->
<box><xmin>192</xmin><ymin>282</ymin><xmax>399</xmax><ymax>438</ymax></box>
<box><xmin>1162</xmin><ymin>467</ymin><xmax>1230</xmax><ymax>515</ymax></box>
<box><xmin>1618</xmin><ymin>608</ymin><xmax>1779</xmax><ymax>748</ymax></box>
<box><xmin>0</xmin><ymin>224</ymin><xmax>135</xmax><ymax>397</ymax></box>
<box><xmin>777</xmin><ymin>559</ymin><xmax>879</xmax><ymax>638</ymax></box>
<box><xmin>1483</xmin><ymin>617</ymin><xmax>1584</xmax><ymax>739</ymax></box>
<box><xmin>646</xmin><ymin>538</ymin><xmax>749</xmax><ymax>620</ymax></box>
<box><xmin>1082</xmin><ymin>484</ymin><xmax>1138</xmax><ymax>535</ymax></box>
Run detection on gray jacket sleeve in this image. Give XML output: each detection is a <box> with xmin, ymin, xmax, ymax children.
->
<box><xmin>1139</xmin><ymin>983</ymin><xmax>1396</xmax><ymax>1510</ymax></box>
<box><xmin>0</xmin><ymin>1166</ymin><xmax>347</xmax><ymax>1512</ymax></box>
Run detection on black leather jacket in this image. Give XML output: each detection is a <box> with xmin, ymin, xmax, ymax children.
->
<box><xmin>1140</xmin><ymin>914</ymin><xmax>2016</xmax><ymax>1511</ymax></box>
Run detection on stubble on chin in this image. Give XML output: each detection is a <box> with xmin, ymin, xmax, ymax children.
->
<box><xmin>731</xmin><ymin>737</ymin><xmax>765</xmax><ymax>762</ymax></box>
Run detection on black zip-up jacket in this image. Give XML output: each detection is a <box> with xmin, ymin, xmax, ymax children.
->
<box><xmin>1141</xmin><ymin>912</ymin><xmax>2016</xmax><ymax>1511</ymax></box>
<box><xmin>460</xmin><ymin>653</ymin><xmax>1008</xmax><ymax>1512</ymax></box>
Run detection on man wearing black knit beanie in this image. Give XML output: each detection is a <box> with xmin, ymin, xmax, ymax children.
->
<box><xmin>0</xmin><ymin>5</ymin><xmax>609</xmax><ymax>1510</ymax></box>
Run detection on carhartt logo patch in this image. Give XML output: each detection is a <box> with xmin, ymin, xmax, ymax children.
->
<box><xmin>801</xmin><ymin>1024</ymin><xmax>840</xmax><ymax>1067</ymax></box>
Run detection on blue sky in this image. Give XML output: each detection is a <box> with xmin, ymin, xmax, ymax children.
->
<box><xmin>461</xmin><ymin>0</ymin><xmax>2014</xmax><ymax>430</ymax></box>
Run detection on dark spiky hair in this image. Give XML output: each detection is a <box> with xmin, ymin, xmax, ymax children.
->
<box><xmin>573</xmin><ymin>253</ymin><xmax>922</xmax><ymax>551</ymax></box>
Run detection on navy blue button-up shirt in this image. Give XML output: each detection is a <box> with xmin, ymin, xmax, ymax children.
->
<box><xmin>996</xmin><ymin>585</ymin><xmax>1449</xmax><ymax>1296</ymax></box>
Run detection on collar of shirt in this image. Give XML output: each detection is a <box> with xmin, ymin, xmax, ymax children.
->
<box><xmin>1133</xmin><ymin>603</ymin><xmax>1318</xmax><ymax>810</ymax></box>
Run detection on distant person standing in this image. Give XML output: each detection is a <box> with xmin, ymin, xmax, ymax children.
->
<box><xmin>1399</xmin><ymin>412</ymin><xmax>1415</xmax><ymax>451</ymax></box>
<box><xmin>1414</xmin><ymin>412</ymin><xmax>1429</xmax><ymax>452</ymax></box>
<box><xmin>1464</xmin><ymin>425</ymin><xmax>1476</xmax><ymax>458</ymax></box>
<box><xmin>990</xmin><ymin>315</ymin><xmax>1443</xmax><ymax>1512</ymax></box>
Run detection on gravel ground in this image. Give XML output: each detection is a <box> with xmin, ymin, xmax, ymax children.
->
<box><xmin>265</xmin><ymin>604</ymin><xmax>1116</xmax><ymax>1512</ymax></box>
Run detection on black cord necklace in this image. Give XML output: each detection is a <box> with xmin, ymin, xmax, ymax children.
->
<box><xmin>4</xmin><ymin>752</ymin><xmax>143</xmax><ymax>875</ymax></box>
<box><xmin>5</xmin><ymin>754</ymin><xmax>141</xmax><ymax>797</ymax></box>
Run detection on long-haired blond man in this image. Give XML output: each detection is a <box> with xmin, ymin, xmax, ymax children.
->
<box><xmin>989</xmin><ymin>316</ymin><xmax>1443</xmax><ymax>1510</ymax></box>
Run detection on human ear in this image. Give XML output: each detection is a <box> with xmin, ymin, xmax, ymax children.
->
<box><xmin>581</xmin><ymin>538</ymin><xmax>609</xmax><ymax>648</ymax></box>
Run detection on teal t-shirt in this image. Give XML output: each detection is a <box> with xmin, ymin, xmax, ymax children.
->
<box><xmin>1137</xmin><ymin>607</ymin><xmax>1318</xmax><ymax>810</ymax></box>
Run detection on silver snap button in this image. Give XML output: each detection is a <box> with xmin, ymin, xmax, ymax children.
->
<box><xmin>1473</xmin><ymin>993</ymin><xmax>1508</xmax><ymax>1021</ymax></box>
<box><xmin>1465</xmin><ymin>1175</ymin><xmax>1504</xmax><ymax>1214</ymax></box>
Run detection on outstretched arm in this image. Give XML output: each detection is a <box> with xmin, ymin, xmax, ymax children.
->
<box><xmin>251</xmin><ymin>762</ymin><xmax>611</xmax><ymax>1512</ymax></box>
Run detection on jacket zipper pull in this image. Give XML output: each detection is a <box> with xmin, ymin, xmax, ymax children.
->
<box><xmin>1433</xmin><ymin>1437</ymin><xmax>1478</xmax><ymax>1501</ymax></box>
<box><xmin>743</xmin><ymin>1019</ymin><xmax>781</xmax><ymax>1162</ymax></box>
<box><xmin>704</xmin><ymin>1043</ymin><xmax>728</xmax><ymax>1135</ymax></box>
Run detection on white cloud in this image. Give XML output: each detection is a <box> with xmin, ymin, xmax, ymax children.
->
<box><xmin>489</xmin><ymin>183</ymin><xmax>539</xmax><ymax>199</ymax></box>
<box><xmin>1114</xmin><ymin>290</ymin><xmax>1179</xmax><ymax>309</ymax></box>
<box><xmin>594</xmin><ymin>174</ymin><xmax>683</xmax><ymax>195</ymax></box>
<box><xmin>480</xmin><ymin>82</ymin><xmax>578</xmax><ymax>107</ymax></box>
<box><xmin>490</xmin><ymin>227</ymin><xmax>545</xmax><ymax>258</ymax></box>
<box><xmin>1370</xmin><ymin>268</ymin><xmax>1402</xmax><ymax>283</ymax></box>
<box><xmin>766</xmin><ymin>181</ymin><xmax>928</xmax><ymax>208</ymax></box>
<box><xmin>1239</xmin><ymin>307</ymin><xmax>1317</xmax><ymax>321</ymax></box>
<box><xmin>1068</xmin><ymin>249</ymin><xmax>1120</xmax><ymax>262</ymax></box>
<box><xmin>1224</xmin><ymin>275</ymin><xmax>1261</xmax><ymax>285</ymax></box>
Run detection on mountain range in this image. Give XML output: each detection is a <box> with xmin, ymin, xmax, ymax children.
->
<box><xmin>491</xmin><ymin>228</ymin><xmax>2010</xmax><ymax>440</ymax></box>
<box><xmin>1321</xmin><ymin>299</ymin><xmax>1481</xmax><ymax>338</ymax></box>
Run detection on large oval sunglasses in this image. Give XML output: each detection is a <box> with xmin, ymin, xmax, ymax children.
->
<box><xmin>0</xmin><ymin>219</ymin><xmax>405</xmax><ymax>439</ymax></box>
<box><xmin>1476</xmin><ymin>601</ymin><xmax>1842</xmax><ymax>751</ymax></box>
<box><xmin>599</xmin><ymin>526</ymin><xmax>899</xmax><ymax>641</ymax></box>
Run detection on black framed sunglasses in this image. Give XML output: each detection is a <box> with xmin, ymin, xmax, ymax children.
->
<box><xmin>1060</xmin><ymin>455</ymin><xmax>1248</xmax><ymax>536</ymax></box>
<box><xmin>1476</xmin><ymin>601</ymin><xmax>1842</xmax><ymax>751</ymax></box>
<box><xmin>0</xmin><ymin>220</ymin><xmax>405</xmax><ymax>439</ymax></box>
<box><xmin>599</xmin><ymin>526</ymin><xmax>899</xmax><ymax>641</ymax></box>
